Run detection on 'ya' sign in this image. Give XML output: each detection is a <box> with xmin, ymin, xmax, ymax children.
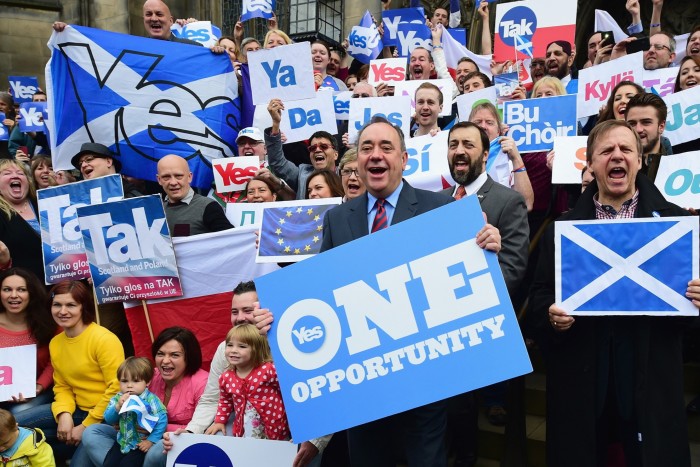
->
<box><xmin>77</xmin><ymin>195</ymin><xmax>183</xmax><ymax>304</ymax></box>
<box><xmin>255</xmin><ymin>195</ymin><xmax>532</xmax><ymax>442</ymax></box>
<box><xmin>38</xmin><ymin>174</ymin><xmax>124</xmax><ymax>284</ymax></box>
<box><xmin>248</xmin><ymin>42</ymin><xmax>316</xmax><ymax>106</ymax></box>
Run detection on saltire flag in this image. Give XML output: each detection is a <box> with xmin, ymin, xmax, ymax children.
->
<box><xmin>241</xmin><ymin>0</ymin><xmax>275</xmax><ymax>21</ymax></box>
<box><xmin>347</xmin><ymin>11</ymin><xmax>383</xmax><ymax>65</ymax></box>
<box><xmin>514</xmin><ymin>34</ymin><xmax>533</xmax><ymax>59</ymax></box>
<box><xmin>441</xmin><ymin>25</ymin><xmax>493</xmax><ymax>78</ymax></box>
<box><xmin>123</xmin><ymin>227</ymin><xmax>278</xmax><ymax>369</ymax></box>
<box><xmin>449</xmin><ymin>0</ymin><xmax>461</xmax><ymax>28</ymax></box>
<box><xmin>486</xmin><ymin>138</ymin><xmax>511</xmax><ymax>188</ymax></box>
<box><xmin>257</xmin><ymin>198</ymin><xmax>342</xmax><ymax>263</ymax></box>
<box><xmin>45</xmin><ymin>25</ymin><xmax>241</xmax><ymax>189</ymax></box>
<box><xmin>555</xmin><ymin>217</ymin><xmax>700</xmax><ymax>316</ymax></box>
<box><xmin>120</xmin><ymin>395</ymin><xmax>159</xmax><ymax>433</ymax></box>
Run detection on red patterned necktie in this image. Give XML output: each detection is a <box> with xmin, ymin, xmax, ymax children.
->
<box><xmin>455</xmin><ymin>185</ymin><xmax>466</xmax><ymax>200</ymax></box>
<box><xmin>371</xmin><ymin>199</ymin><xmax>388</xmax><ymax>232</ymax></box>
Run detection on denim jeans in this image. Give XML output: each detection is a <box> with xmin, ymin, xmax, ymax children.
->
<box><xmin>14</xmin><ymin>404</ymin><xmax>90</xmax><ymax>464</ymax></box>
<box><xmin>0</xmin><ymin>390</ymin><xmax>54</xmax><ymax>417</ymax></box>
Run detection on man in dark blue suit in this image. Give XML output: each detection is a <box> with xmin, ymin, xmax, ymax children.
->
<box><xmin>255</xmin><ymin>116</ymin><xmax>502</xmax><ymax>466</ymax></box>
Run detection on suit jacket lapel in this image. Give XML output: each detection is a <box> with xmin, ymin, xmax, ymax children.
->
<box><xmin>348</xmin><ymin>194</ymin><xmax>370</xmax><ymax>238</ymax></box>
<box><xmin>392</xmin><ymin>183</ymin><xmax>418</xmax><ymax>225</ymax></box>
<box><xmin>476</xmin><ymin>175</ymin><xmax>494</xmax><ymax>202</ymax></box>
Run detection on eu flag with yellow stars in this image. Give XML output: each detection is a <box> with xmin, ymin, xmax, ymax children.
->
<box><xmin>257</xmin><ymin>199</ymin><xmax>342</xmax><ymax>263</ymax></box>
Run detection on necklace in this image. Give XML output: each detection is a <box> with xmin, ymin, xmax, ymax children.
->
<box><xmin>13</xmin><ymin>202</ymin><xmax>30</xmax><ymax>214</ymax></box>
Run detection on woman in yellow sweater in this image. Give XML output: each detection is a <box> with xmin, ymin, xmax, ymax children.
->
<box><xmin>19</xmin><ymin>281</ymin><xmax>124</xmax><ymax>464</ymax></box>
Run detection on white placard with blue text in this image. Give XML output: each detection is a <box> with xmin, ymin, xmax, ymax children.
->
<box><xmin>166</xmin><ymin>434</ymin><xmax>297</xmax><ymax>467</ymax></box>
<box><xmin>170</xmin><ymin>21</ymin><xmax>221</xmax><ymax>48</ymax></box>
<box><xmin>393</xmin><ymin>79</ymin><xmax>454</xmax><ymax>117</ymax></box>
<box><xmin>348</xmin><ymin>95</ymin><xmax>411</xmax><ymax>144</ymax></box>
<box><xmin>255</xmin><ymin>195</ymin><xmax>533</xmax><ymax>442</ymax></box>
<box><xmin>503</xmin><ymin>94</ymin><xmax>577</xmax><ymax>153</ymax></box>
<box><xmin>456</xmin><ymin>87</ymin><xmax>498</xmax><ymax>122</ymax></box>
<box><xmin>662</xmin><ymin>85</ymin><xmax>700</xmax><ymax>146</ymax></box>
<box><xmin>555</xmin><ymin>217</ymin><xmax>699</xmax><ymax>316</ymax></box>
<box><xmin>8</xmin><ymin>76</ymin><xmax>39</xmax><ymax>104</ymax></box>
<box><xmin>226</xmin><ymin>203</ymin><xmax>264</xmax><ymax>228</ymax></box>
<box><xmin>280</xmin><ymin>91</ymin><xmax>338</xmax><ymax>143</ymax></box>
<box><xmin>403</xmin><ymin>132</ymin><xmax>455</xmax><ymax>191</ymax></box>
<box><xmin>654</xmin><ymin>151</ymin><xmax>700</xmax><ymax>208</ymax></box>
<box><xmin>19</xmin><ymin>102</ymin><xmax>46</xmax><ymax>133</ymax></box>
<box><xmin>333</xmin><ymin>91</ymin><xmax>352</xmax><ymax>121</ymax></box>
<box><xmin>576</xmin><ymin>52</ymin><xmax>644</xmax><ymax>118</ymax></box>
<box><xmin>248</xmin><ymin>42</ymin><xmax>315</xmax><ymax>106</ymax></box>
<box><xmin>77</xmin><ymin>195</ymin><xmax>183</xmax><ymax>304</ymax></box>
<box><xmin>0</xmin><ymin>345</ymin><xmax>37</xmax><ymax>402</ymax></box>
<box><xmin>38</xmin><ymin>174</ymin><xmax>124</xmax><ymax>284</ymax></box>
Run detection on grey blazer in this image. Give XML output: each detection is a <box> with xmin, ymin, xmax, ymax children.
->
<box><xmin>442</xmin><ymin>176</ymin><xmax>529</xmax><ymax>295</ymax></box>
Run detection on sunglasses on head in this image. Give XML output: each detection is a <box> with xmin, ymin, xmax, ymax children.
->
<box><xmin>308</xmin><ymin>143</ymin><xmax>332</xmax><ymax>152</ymax></box>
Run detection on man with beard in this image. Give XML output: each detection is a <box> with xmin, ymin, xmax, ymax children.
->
<box><xmin>624</xmin><ymin>93</ymin><xmax>671</xmax><ymax>182</ymax></box>
<box><xmin>441</xmin><ymin>122</ymin><xmax>528</xmax><ymax>466</ymax></box>
<box><xmin>443</xmin><ymin>122</ymin><xmax>528</xmax><ymax>297</ymax></box>
<box><xmin>545</xmin><ymin>40</ymin><xmax>576</xmax><ymax>93</ymax></box>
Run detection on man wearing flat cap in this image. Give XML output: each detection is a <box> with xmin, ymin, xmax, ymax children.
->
<box><xmin>71</xmin><ymin>142</ymin><xmax>143</xmax><ymax>198</ymax></box>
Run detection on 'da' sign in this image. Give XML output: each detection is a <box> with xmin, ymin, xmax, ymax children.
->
<box><xmin>279</xmin><ymin>91</ymin><xmax>338</xmax><ymax>144</ymax></box>
<box><xmin>255</xmin><ymin>195</ymin><xmax>532</xmax><ymax>442</ymax></box>
<box><xmin>77</xmin><ymin>195</ymin><xmax>183</xmax><ymax>304</ymax></box>
<box><xmin>38</xmin><ymin>174</ymin><xmax>124</xmax><ymax>284</ymax></box>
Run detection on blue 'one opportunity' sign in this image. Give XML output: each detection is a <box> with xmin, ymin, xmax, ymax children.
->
<box><xmin>256</xmin><ymin>195</ymin><xmax>532</xmax><ymax>442</ymax></box>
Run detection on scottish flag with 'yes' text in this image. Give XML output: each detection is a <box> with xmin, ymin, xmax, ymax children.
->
<box><xmin>46</xmin><ymin>25</ymin><xmax>241</xmax><ymax>188</ymax></box>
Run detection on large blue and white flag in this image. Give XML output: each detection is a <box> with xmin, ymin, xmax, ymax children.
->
<box><xmin>347</xmin><ymin>11</ymin><xmax>383</xmax><ymax>65</ymax></box>
<box><xmin>241</xmin><ymin>0</ymin><xmax>275</xmax><ymax>21</ymax></box>
<box><xmin>120</xmin><ymin>395</ymin><xmax>160</xmax><ymax>433</ymax></box>
<box><xmin>46</xmin><ymin>25</ymin><xmax>240</xmax><ymax>189</ymax></box>
<box><xmin>555</xmin><ymin>217</ymin><xmax>699</xmax><ymax>316</ymax></box>
<box><xmin>257</xmin><ymin>198</ymin><xmax>341</xmax><ymax>263</ymax></box>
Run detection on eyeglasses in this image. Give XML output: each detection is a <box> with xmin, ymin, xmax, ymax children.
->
<box><xmin>340</xmin><ymin>168</ymin><xmax>359</xmax><ymax>177</ymax></box>
<box><xmin>352</xmin><ymin>93</ymin><xmax>371</xmax><ymax>98</ymax></box>
<box><xmin>308</xmin><ymin>143</ymin><xmax>332</xmax><ymax>152</ymax></box>
<box><xmin>79</xmin><ymin>156</ymin><xmax>95</xmax><ymax>165</ymax></box>
<box><xmin>649</xmin><ymin>43</ymin><xmax>672</xmax><ymax>52</ymax></box>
